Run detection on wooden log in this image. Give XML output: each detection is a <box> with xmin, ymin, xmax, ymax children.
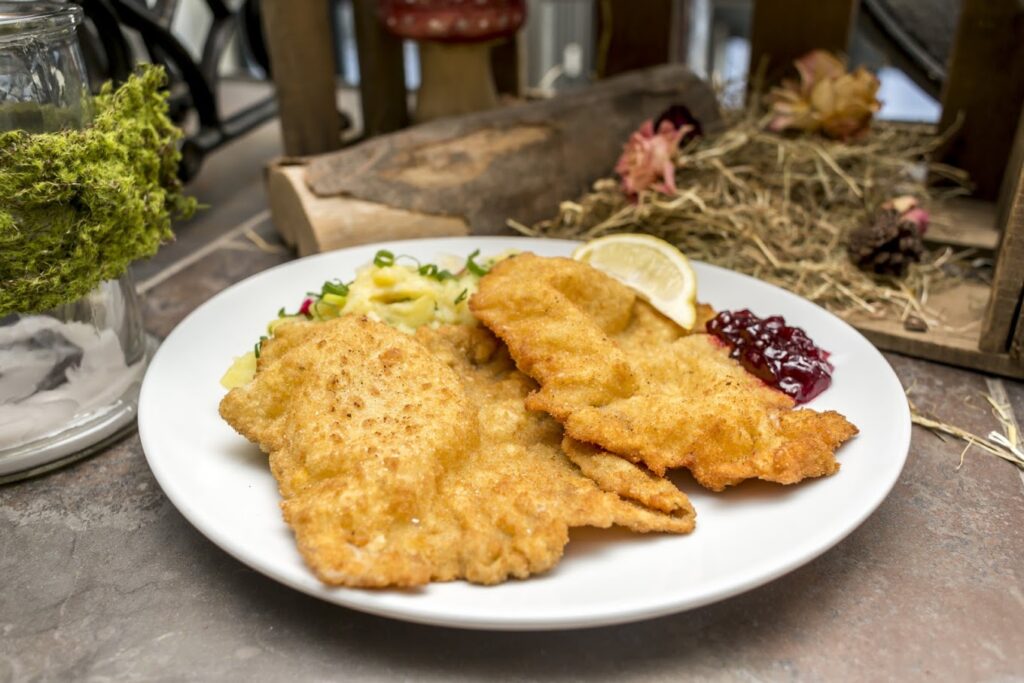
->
<box><xmin>261</xmin><ymin>0</ymin><xmax>341</xmax><ymax>156</ymax></box>
<box><xmin>937</xmin><ymin>0</ymin><xmax>1024</xmax><ymax>201</ymax></box>
<box><xmin>979</xmin><ymin>106</ymin><xmax>1024</xmax><ymax>352</ymax></box>
<box><xmin>351</xmin><ymin>0</ymin><xmax>408</xmax><ymax>136</ymax></box>
<box><xmin>747</xmin><ymin>0</ymin><xmax>858</xmax><ymax>88</ymax></box>
<box><xmin>267</xmin><ymin>163</ymin><xmax>467</xmax><ymax>256</ymax></box>
<box><xmin>300</xmin><ymin>65</ymin><xmax>721</xmax><ymax>236</ymax></box>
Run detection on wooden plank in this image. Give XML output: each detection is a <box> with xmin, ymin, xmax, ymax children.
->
<box><xmin>302</xmin><ymin>65</ymin><xmax>721</xmax><ymax>237</ymax></box>
<box><xmin>351</xmin><ymin>0</ymin><xmax>409</xmax><ymax>137</ymax></box>
<box><xmin>491</xmin><ymin>32</ymin><xmax>524</xmax><ymax>97</ymax></box>
<box><xmin>926</xmin><ymin>198</ymin><xmax>998</xmax><ymax>251</ymax></box>
<box><xmin>937</xmin><ymin>0</ymin><xmax>1024</xmax><ymax>201</ymax></box>
<box><xmin>747</xmin><ymin>0</ymin><xmax>858</xmax><ymax>88</ymax></box>
<box><xmin>261</xmin><ymin>0</ymin><xmax>341</xmax><ymax>156</ymax></box>
<box><xmin>1012</xmin><ymin>310</ymin><xmax>1024</xmax><ymax>362</ymax></box>
<box><xmin>854</xmin><ymin>320</ymin><xmax>1024</xmax><ymax>380</ymax></box>
<box><xmin>596</xmin><ymin>0</ymin><xmax>674</xmax><ymax>78</ymax></box>
<box><xmin>844</xmin><ymin>279</ymin><xmax>1024</xmax><ymax>379</ymax></box>
<box><xmin>979</xmin><ymin>107</ymin><xmax>1024</xmax><ymax>352</ymax></box>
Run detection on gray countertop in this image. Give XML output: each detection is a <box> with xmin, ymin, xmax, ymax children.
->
<box><xmin>3</xmin><ymin>149</ymin><xmax>1024</xmax><ymax>679</ymax></box>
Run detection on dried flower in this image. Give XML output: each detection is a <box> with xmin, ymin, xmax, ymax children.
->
<box><xmin>768</xmin><ymin>50</ymin><xmax>881</xmax><ymax>141</ymax></box>
<box><xmin>615</xmin><ymin>119</ymin><xmax>692</xmax><ymax>197</ymax></box>
<box><xmin>654</xmin><ymin>104</ymin><xmax>703</xmax><ymax>145</ymax></box>
<box><xmin>885</xmin><ymin>195</ymin><xmax>929</xmax><ymax>235</ymax></box>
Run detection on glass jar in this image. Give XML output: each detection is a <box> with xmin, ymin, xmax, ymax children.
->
<box><xmin>0</xmin><ymin>2</ymin><xmax>152</xmax><ymax>481</ymax></box>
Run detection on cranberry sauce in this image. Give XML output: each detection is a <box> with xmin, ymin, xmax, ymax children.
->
<box><xmin>706</xmin><ymin>309</ymin><xmax>833</xmax><ymax>404</ymax></box>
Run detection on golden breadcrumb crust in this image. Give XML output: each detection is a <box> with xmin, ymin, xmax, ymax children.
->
<box><xmin>219</xmin><ymin>316</ymin><xmax>693</xmax><ymax>588</ymax></box>
<box><xmin>471</xmin><ymin>254</ymin><xmax>858</xmax><ymax>490</ymax></box>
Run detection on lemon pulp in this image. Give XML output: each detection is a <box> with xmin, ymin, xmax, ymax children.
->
<box><xmin>573</xmin><ymin>233</ymin><xmax>698</xmax><ymax>330</ymax></box>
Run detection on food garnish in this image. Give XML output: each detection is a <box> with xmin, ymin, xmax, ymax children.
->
<box><xmin>219</xmin><ymin>249</ymin><xmax>506</xmax><ymax>389</ymax></box>
<box><xmin>572</xmin><ymin>233</ymin><xmax>698</xmax><ymax>330</ymax></box>
<box><xmin>706</xmin><ymin>309</ymin><xmax>834</xmax><ymax>404</ymax></box>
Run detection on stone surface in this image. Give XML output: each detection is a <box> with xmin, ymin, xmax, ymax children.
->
<box><xmin>2</xmin><ymin>235</ymin><xmax>1023</xmax><ymax>681</ymax></box>
<box><xmin>2</xmin><ymin>80</ymin><xmax>1022</xmax><ymax>679</ymax></box>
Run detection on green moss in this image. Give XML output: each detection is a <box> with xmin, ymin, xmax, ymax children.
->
<box><xmin>0</xmin><ymin>65</ymin><xmax>197</xmax><ymax>315</ymax></box>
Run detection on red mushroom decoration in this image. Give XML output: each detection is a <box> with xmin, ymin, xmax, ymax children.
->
<box><xmin>379</xmin><ymin>0</ymin><xmax>526</xmax><ymax>122</ymax></box>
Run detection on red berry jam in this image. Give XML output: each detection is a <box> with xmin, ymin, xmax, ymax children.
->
<box><xmin>706</xmin><ymin>309</ymin><xmax>833</xmax><ymax>404</ymax></box>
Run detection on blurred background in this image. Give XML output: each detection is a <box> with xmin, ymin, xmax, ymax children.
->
<box><xmin>75</xmin><ymin>0</ymin><xmax>951</xmax><ymax>180</ymax></box>
<box><xmin>69</xmin><ymin>0</ymin><xmax>963</xmax><ymax>283</ymax></box>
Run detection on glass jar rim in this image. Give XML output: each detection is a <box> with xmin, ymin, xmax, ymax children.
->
<box><xmin>0</xmin><ymin>2</ymin><xmax>82</xmax><ymax>43</ymax></box>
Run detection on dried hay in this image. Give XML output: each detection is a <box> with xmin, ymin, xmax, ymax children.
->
<box><xmin>511</xmin><ymin>108</ymin><xmax>987</xmax><ymax>329</ymax></box>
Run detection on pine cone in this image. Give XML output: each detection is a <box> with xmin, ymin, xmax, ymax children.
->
<box><xmin>849</xmin><ymin>201</ymin><xmax>926</xmax><ymax>276</ymax></box>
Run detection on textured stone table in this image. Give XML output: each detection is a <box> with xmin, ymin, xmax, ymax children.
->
<box><xmin>3</xmin><ymin>213</ymin><xmax>1024</xmax><ymax>681</ymax></box>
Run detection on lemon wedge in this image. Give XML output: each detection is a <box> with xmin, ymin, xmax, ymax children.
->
<box><xmin>573</xmin><ymin>233</ymin><xmax>698</xmax><ymax>329</ymax></box>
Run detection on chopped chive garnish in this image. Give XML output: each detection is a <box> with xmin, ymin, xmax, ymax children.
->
<box><xmin>454</xmin><ymin>288</ymin><xmax>468</xmax><ymax>304</ymax></box>
<box><xmin>465</xmin><ymin>249</ymin><xmax>489</xmax><ymax>276</ymax></box>
<box><xmin>373</xmin><ymin>249</ymin><xmax>395</xmax><ymax>267</ymax></box>
<box><xmin>254</xmin><ymin>335</ymin><xmax>268</xmax><ymax>358</ymax></box>
<box><xmin>322</xmin><ymin>280</ymin><xmax>349</xmax><ymax>297</ymax></box>
<box><xmin>277</xmin><ymin>307</ymin><xmax>286</xmax><ymax>318</ymax></box>
<box><xmin>418</xmin><ymin>263</ymin><xmax>455</xmax><ymax>281</ymax></box>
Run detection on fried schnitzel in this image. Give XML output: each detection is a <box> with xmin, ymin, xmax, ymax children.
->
<box><xmin>219</xmin><ymin>316</ymin><xmax>693</xmax><ymax>588</ymax></box>
<box><xmin>416</xmin><ymin>324</ymin><xmax>695</xmax><ymax>523</ymax></box>
<box><xmin>470</xmin><ymin>254</ymin><xmax>858</xmax><ymax>491</ymax></box>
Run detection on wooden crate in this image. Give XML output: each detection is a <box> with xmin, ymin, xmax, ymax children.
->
<box><xmin>749</xmin><ymin>0</ymin><xmax>1024</xmax><ymax>379</ymax></box>
<box><xmin>261</xmin><ymin>0</ymin><xmax>1024</xmax><ymax>380</ymax></box>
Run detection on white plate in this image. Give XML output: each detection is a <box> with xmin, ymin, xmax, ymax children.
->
<box><xmin>139</xmin><ymin>236</ymin><xmax>910</xmax><ymax>631</ymax></box>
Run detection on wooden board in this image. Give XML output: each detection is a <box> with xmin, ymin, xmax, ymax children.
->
<box><xmin>979</xmin><ymin>107</ymin><xmax>1024</xmax><ymax>353</ymax></box>
<box><xmin>490</xmin><ymin>32</ymin><xmax>524</xmax><ymax>97</ymax></box>
<box><xmin>1012</xmin><ymin>312</ymin><xmax>1024</xmax><ymax>362</ymax></box>
<box><xmin>351</xmin><ymin>0</ymin><xmax>409</xmax><ymax>136</ymax></box>
<box><xmin>937</xmin><ymin>0</ymin><xmax>1024</xmax><ymax>201</ymax></box>
<box><xmin>747</xmin><ymin>0</ymin><xmax>858</xmax><ymax>87</ymax></box>
<box><xmin>595</xmin><ymin>0</ymin><xmax>674</xmax><ymax>78</ymax></box>
<box><xmin>845</xmin><ymin>281</ymin><xmax>1024</xmax><ymax>380</ymax></box>
<box><xmin>926</xmin><ymin>198</ymin><xmax>999</xmax><ymax>252</ymax></box>
<box><xmin>300</xmin><ymin>65</ymin><xmax>721</xmax><ymax>236</ymax></box>
<box><xmin>261</xmin><ymin>0</ymin><xmax>341</xmax><ymax>156</ymax></box>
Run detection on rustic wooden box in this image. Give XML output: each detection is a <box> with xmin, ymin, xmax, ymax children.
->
<box><xmin>262</xmin><ymin>0</ymin><xmax>1024</xmax><ymax>380</ymax></box>
<box><xmin>749</xmin><ymin>0</ymin><xmax>1024</xmax><ymax>379</ymax></box>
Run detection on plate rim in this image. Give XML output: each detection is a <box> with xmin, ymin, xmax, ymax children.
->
<box><xmin>139</xmin><ymin>235</ymin><xmax>911</xmax><ymax>631</ymax></box>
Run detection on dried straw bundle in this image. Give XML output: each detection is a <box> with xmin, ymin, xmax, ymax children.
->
<box><xmin>512</xmin><ymin>110</ymin><xmax>982</xmax><ymax>328</ymax></box>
